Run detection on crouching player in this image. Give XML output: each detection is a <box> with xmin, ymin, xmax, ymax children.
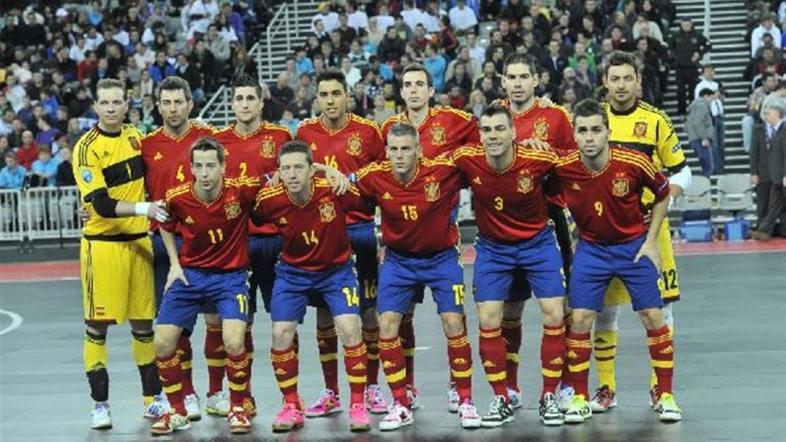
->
<box><xmin>151</xmin><ymin>137</ymin><xmax>257</xmax><ymax>435</ymax></box>
<box><xmin>552</xmin><ymin>99</ymin><xmax>682</xmax><ymax>424</ymax></box>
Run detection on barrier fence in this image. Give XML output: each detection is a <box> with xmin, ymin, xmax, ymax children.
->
<box><xmin>0</xmin><ymin>186</ymin><xmax>83</xmax><ymax>244</ymax></box>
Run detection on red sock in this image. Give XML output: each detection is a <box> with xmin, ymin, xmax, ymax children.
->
<box><xmin>501</xmin><ymin>318</ymin><xmax>522</xmax><ymax>391</ymax></box>
<box><xmin>447</xmin><ymin>331</ymin><xmax>473</xmax><ymax>403</ymax></box>
<box><xmin>176</xmin><ymin>335</ymin><xmax>195</xmax><ymax>396</ymax></box>
<box><xmin>244</xmin><ymin>326</ymin><xmax>254</xmax><ymax>398</ymax></box>
<box><xmin>271</xmin><ymin>346</ymin><xmax>300</xmax><ymax>405</ymax></box>
<box><xmin>541</xmin><ymin>323</ymin><xmax>566</xmax><ymax>398</ymax></box>
<box><xmin>566</xmin><ymin>331</ymin><xmax>592</xmax><ymax>398</ymax></box>
<box><xmin>379</xmin><ymin>336</ymin><xmax>410</xmax><ymax>407</ymax></box>
<box><xmin>479</xmin><ymin>327</ymin><xmax>509</xmax><ymax>399</ymax></box>
<box><xmin>316</xmin><ymin>325</ymin><xmax>339</xmax><ymax>395</ymax></box>
<box><xmin>449</xmin><ymin>315</ymin><xmax>468</xmax><ymax>385</ymax></box>
<box><xmin>646</xmin><ymin>325</ymin><xmax>674</xmax><ymax>395</ymax></box>
<box><xmin>157</xmin><ymin>352</ymin><xmax>186</xmax><ymax>415</ymax></box>
<box><xmin>225</xmin><ymin>351</ymin><xmax>250</xmax><ymax>408</ymax></box>
<box><xmin>362</xmin><ymin>327</ymin><xmax>380</xmax><ymax>385</ymax></box>
<box><xmin>400</xmin><ymin>316</ymin><xmax>415</xmax><ymax>386</ymax></box>
<box><xmin>344</xmin><ymin>342</ymin><xmax>369</xmax><ymax>405</ymax></box>
<box><xmin>204</xmin><ymin>326</ymin><xmax>225</xmax><ymax>395</ymax></box>
<box><xmin>560</xmin><ymin>314</ymin><xmax>572</xmax><ymax>388</ymax></box>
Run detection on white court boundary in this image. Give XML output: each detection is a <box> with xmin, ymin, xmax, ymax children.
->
<box><xmin>0</xmin><ymin>309</ymin><xmax>23</xmax><ymax>335</ymax></box>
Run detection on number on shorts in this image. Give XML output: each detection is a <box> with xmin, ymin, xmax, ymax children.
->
<box><xmin>494</xmin><ymin>196</ymin><xmax>504</xmax><ymax>211</ymax></box>
<box><xmin>363</xmin><ymin>279</ymin><xmax>378</xmax><ymax>299</ymax></box>
<box><xmin>343</xmin><ymin>287</ymin><xmax>360</xmax><ymax>307</ymax></box>
<box><xmin>324</xmin><ymin>155</ymin><xmax>339</xmax><ymax>169</ymax></box>
<box><xmin>594</xmin><ymin>201</ymin><xmax>603</xmax><ymax>217</ymax></box>
<box><xmin>301</xmin><ymin>230</ymin><xmax>319</xmax><ymax>246</ymax></box>
<box><xmin>452</xmin><ymin>284</ymin><xmax>465</xmax><ymax>306</ymax></box>
<box><xmin>239</xmin><ymin>162</ymin><xmax>248</xmax><ymax>177</ymax></box>
<box><xmin>401</xmin><ymin>205</ymin><xmax>418</xmax><ymax>221</ymax></box>
<box><xmin>176</xmin><ymin>165</ymin><xmax>186</xmax><ymax>182</ymax></box>
<box><xmin>236</xmin><ymin>293</ymin><xmax>247</xmax><ymax>314</ymax></box>
<box><xmin>661</xmin><ymin>269</ymin><xmax>678</xmax><ymax>290</ymax></box>
<box><xmin>208</xmin><ymin>228</ymin><xmax>224</xmax><ymax>244</ymax></box>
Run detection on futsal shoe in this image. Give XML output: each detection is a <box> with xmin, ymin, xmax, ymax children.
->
<box><xmin>564</xmin><ymin>395</ymin><xmax>592</xmax><ymax>424</ymax></box>
<box><xmin>447</xmin><ymin>382</ymin><xmax>460</xmax><ymax>413</ymax></box>
<box><xmin>656</xmin><ymin>393</ymin><xmax>683</xmax><ymax>422</ymax></box>
<box><xmin>507</xmin><ymin>387</ymin><xmax>523</xmax><ymax>410</ymax></box>
<box><xmin>458</xmin><ymin>400</ymin><xmax>482</xmax><ymax>428</ymax></box>
<box><xmin>227</xmin><ymin>407</ymin><xmax>252</xmax><ymax>434</ymax></box>
<box><xmin>481</xmin><ymin>395</ymin><xmax>514</xmax><ymax>428</ymax></box>
<box><xmin>349</xmin><ymin>403</ymin><xmax>371</xmax><ymax>431</ymax></box>
<box><xmin>590</xmin><ymin>385</ymin><xmax>617</xmax><ymax>413</ymax></box>
<box><xmin>143</xmin><ymin>394</ymin><xmax>170</xmax><ymax>419</ymax></box>
<box><xmin>91</xmin><ymin>402</ymin><xmax>112</xmax><ymax>430</ymax></box>
<box><xmin>365</xmin><ymin>384</ymin><xmax>388</xmax><ymax>414</ymax></box>
<box><xmin>272</xmin><ymin>402</ymin><xmax>305</xmax><ymax>432</ymax></box>
<box><xmin>557</xmin><ymin>385</ymin><xmax>575</xmax><ymax>412</ymax></box>
<box><xmin>205</xmin><ymin>391</ymin><xmax>230</xmax><ymax>416</ymax></box>
<box><xmin>539</xmin><ymin>392</ymin><xmax>565</xmax><ymax>426</ymax></box>
<box><xmin>305</xmin><ymin>388</ymin><xmax>342</xmax><ymax>417</ymax></box>
<box><xmin>150</xmin><ymin>411</ymin><xmax>191</xmax><ymax>435</ymax></box>
<box><xmin>406</xmin><ymin>385</ymin><xmax>421</xmax><ymax>410</ymax></box>
<box><xmin>379</xmin><ymin>401</ymin><xmax>414</xmax><ymax>431</ymax></box>
<box><xmin>183</xmin><ymin>393</ymin><xmax>202</xmax><ymax>421</ymax></box>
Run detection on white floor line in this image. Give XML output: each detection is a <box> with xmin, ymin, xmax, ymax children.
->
<box><xmin>0</xmin><ymin>308</ymin><xmax>23</xmax><ymax>336</ymax></box>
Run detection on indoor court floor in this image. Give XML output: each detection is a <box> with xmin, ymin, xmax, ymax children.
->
<box><xmin>0</xmin><ymin>243</ymin><xmax>784</xmax><ymax>441</ymax></box>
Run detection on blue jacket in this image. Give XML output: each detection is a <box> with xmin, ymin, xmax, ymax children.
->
<box><xmin>32</xmin><ymin>158</ymin><xmax>61</xmax><ymax>186</ymax></box>
<box><xmin>0</xmin><ymin>166</ymin><xmax>27</xmax><ymax>189</ymax></box>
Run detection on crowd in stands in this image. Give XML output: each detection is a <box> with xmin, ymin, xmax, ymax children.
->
<box><xmin>0</xmin><ymin>0</ymin><xmax>273</xmax><ymax>190</ymax></box>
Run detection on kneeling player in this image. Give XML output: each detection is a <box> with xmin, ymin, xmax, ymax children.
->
<box><xmin>453</xmin><ymin>104</ymin><xmax>567</xmax><ymax>427</ymax></box>
<box><xmin>553</xmin><ymin>99</ymin><xmax>682</xmax><ymax>424</ymax></box>
<box><xmin>252</xmin><ymin>141</ymin><xmax>371</xmax><ymax>433</ymax></box>
<box><xmin>151</xmin><ymin>138</ymin><xmax>256</xmax><ymax>435</ymax></box>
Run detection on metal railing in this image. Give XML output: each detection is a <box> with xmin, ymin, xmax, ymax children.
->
<box><xmin>259</xmin><ymin>1</ymin><xmax>297</xmax><ymax>82</ymax></box>
<box><xmin>197</xmin><ymin>85</ymin><xmax>234</xmax><ymax>127</ymax></box>
<box><xmin>0</xmin><ymin>186</ymin><xmax>84</xmax><ymax>244</ymax></box>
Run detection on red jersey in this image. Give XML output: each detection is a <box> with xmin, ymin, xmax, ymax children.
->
<box><xmin>141</xmin><ymin>122</ymin><xmax>217</xmax><ymax>230</ymax></box>
<box><xmin>553</xmin><ymin>146</ymin><xmax>670</xmax><ymax>244</ymax></box>
<box><xmin>214</xmin><ymin>122</ymin><xmax>292</xmax><ymax>235</ymax></box>
<box><xmin>381</xmin><ymin>106</ymin><xmax>480</xmax><ymax>158</ymax></box>
<box><xmin>453</xmin><ymin>143</ymin><xmax>558</xmax><ymax>242</ymax></box>
<box><xmin>162</xmin><ymin>177</ymin><xmax>260</xmax><ymax>270</ymax></box>
<box><xmin>295</xmin><ymin>114</ymin><xmax>384</xmax><ymax>224</ymax></box>
<box><xmin>355</xmin><ymin>157</ymin><xmax>466</xmax><ymax>255</ymax></box>
<box><xmin>251</xmin><ymin>178</ymin><xmax>366</xmax><ymax>272</ymax></box>
<box><xmin>498</xmin><ymin>98</ymin><xmax>577</xmax><ymax>155</ymax></box>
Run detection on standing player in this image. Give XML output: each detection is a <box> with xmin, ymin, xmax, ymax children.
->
<box><xmin>294</xmin><ymin>69</ymin><xmax>388</xmax><ymax>417</ymax></box>
<box><xmin>355</xmin><ymin>122</ymin><xmax>481</xmax><ymax>431</ymax></box>
<box><xmin>252</xmin><ymin>141</ymin><xmax>371</xmax><ymax>433</ymax></box>
<box><xmin>151</xmin><ymin>137</ymin><xmax>256</xmax><ymax>435</ymax></box>
<box><xmin>553</xmin><ymin>98</ymin><xmax>681</xmax><ymax>423</ymax></box>
<box><xmin>496</xmin><ymin>53</ymin><xmax>578</xmax><ymax>408</ymax></box>
<box><xmin>586</xmin><ymin>51</ymin><xmax>692</xmax><ymax>413</ymax></box>
<box><xmin>452</xmin><ymin>104</ymin><xmax>567</xmax><ymax>427</ymax></box>
<box><xmin>380</xmin><ymin>64</ymin><xmax>480</xmax><ymax>410</ymax></box>
<box><xmin>140</xmin><ymin>77</ymin><xmax>221</xmax><ymax>420</ymax></box>
<box><xmin>213</xmin><ymin>75</ymin><xmax>293</xmax><ymax>415</ymax></box>
<box><xmin>73</xmin><ymin>78</ymin><xmax>169</xmax><ymax>429</ymax></box>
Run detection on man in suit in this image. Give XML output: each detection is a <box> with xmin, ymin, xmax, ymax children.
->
<box><xmin>750</xmin><ymin>102</ymin><xmax>786</xmax><ymax>240</ymax></box>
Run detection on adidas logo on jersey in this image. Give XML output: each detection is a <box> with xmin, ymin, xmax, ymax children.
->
<box><xmin>452</xmin><ymin>358</ymin><xmax>467</xmax><ymax>365</ymax></box>
<box><xmin>185</xmin><ymin>216</ymin><xmax>195</xmax><ymax>224</ymax></box>
<box><xmin>154</xmin><ymin>152</ymin><xmax>163</xmax><ymax>161</ymax></box>
<box><xmin>352</xmin><ymin>362</ymin><xmax>366</xmax><ymax>371</ymax></box>
<box><xmin>571</xmin><ymin>183</ymin><xmax>581</xmax><ymax>191</ymax></box>
<box><xmin>473</xmin><ymin>176</ymin><xmax>482</xmax><ymax>185</ymax></box>
<box><xmin>278</xmin><ymin>217</ymin><xmax>288</xmax><ymax>225</ymax></box>
<box><xmin>275</xmin><ymin>368</ymin><xmax>286</xmax><ymax>375</ymax></box>
<box><xmin>660</xmin><ymin>346</ymin><xmax>674</xmax><ymax>355</ymax></box>
<box><xmin>567</xmin><ymin>351</ymin><xmax>578</xmax><ymax>359</ymax></box>
<box><xmin>383</xmin><ymin>361</ymin><xmax>394</xmax><ymax>369</ymax></box>
<box><xmin>483</xmin><ymin>360</ymin><xmax>496</xmax><ymax>368</ymax></box>
<box><xmin>383</xmin><ymin>192</ymin><xmax>393</xmax><ymax>200</ymax></box>
<box><xmin>550</xmin><ymin>357</ymin><xmax>564</xmax><ymax>365</ymax></box>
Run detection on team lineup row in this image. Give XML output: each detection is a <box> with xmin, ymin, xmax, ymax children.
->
<box><xmin>73</xmin><ymin>50</ymin><xmax>690</xmax><ymax>436</ymax></box>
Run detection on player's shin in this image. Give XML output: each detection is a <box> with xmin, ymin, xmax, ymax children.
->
<box><xmin>84</xmin><ymin>328</ymin><xmax>109</xmax><ymax>403</ymax></box>
<box><xmin>400</xmin><ymin>312</ymin><xmax>416</xmax><ymax>386</ymax></box>
<box><xmin>176</xmin><ymin>332</ymin><xmax>196</xmax><ymax>396</ymax></box>
<box><xmin>316</xmin><ymin>309</ymin><xmax>340</xmax><ymax>396</ymax></box>
<box><xmin>204</xmin><ymin>325</ymin><xmax>226</xmax><ymax>395</ymax></box>
<box><xmin>155</xmin><ymin>326</ymin><xmax>187</xmax><ymax>416</ymax></box>
<box><xmin>131</xmin><ymin>329</ymin><xmax>162</xmax><ymax>403</ymax></box>
<box><xmin>444</xmin><ymin>313</ymin><xmax>473</xmax><ymax>403</ymax></box>
<box><xmin>594</xmin><ymin>305</ymin><xmax>619</xmax><ymax>392</ymax></box>
<box><xmin>223</xmin><ymin>320</ymin><xmax>250</xmax><ymax>409</ymax></box>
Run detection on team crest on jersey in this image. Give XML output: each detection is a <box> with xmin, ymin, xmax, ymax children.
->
<box><xmin>533</xmin><ymin>118</ymin><xmax>549</xmax><ymax>140</ymax></box>
<box><xmin>224</xmin><ymin>201</ymin><xmax>241</xmax><ymax>220</ymax></box>
<box><xmin>431</xmin><ymin>125</ymin><xmax>446</xmax><ymax>146</ymax></box>
<box><xmin>319</xmin><ymin>201</ymin><xmax>337</xmax><ymax>223</ymax></box>
<box><xmin>612</xmin><ymin>177</ymin><xmax>630</xmax><ymax>197</ymax></box>
<box><xmin>260</xmin><ymin>138</ymin><xmax>276</xmax><ymax>158</ymax></box>
<box><xmin>634</xmin><ymin>121</ymin><xmax>648</xmax><ymax>138</ymax></box>
<box><xmin>347</xmin><ymin>132</ymin><xmax>363</xmax><ymax>156</ymax></box>
<box><xmin>517</xmin><ymin>173</ymin><xmax>533</xmax><ymax>194</ymax></box>
<box><xmin>425</xmin><ymin>181</ymin><xmax>441</xmax><ymax>202</ymax></box>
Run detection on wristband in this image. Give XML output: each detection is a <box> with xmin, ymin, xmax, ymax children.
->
<box><xmin>134</xmin><ymin>202</ymin><xmax>152</xmax><ymax>216</ymax></box>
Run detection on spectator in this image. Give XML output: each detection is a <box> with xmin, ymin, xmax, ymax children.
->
<box><xmin>84</xmin><ymin>26</ymin><xmax>105</xmax><ymax>51</ymax></box>
<box><xmin>446</xmin><ymin>61</ymin><xmax>474</xmax><ymax>96</ymax></box>
<box><xmin>466</xmin><ymin>89</ymin><xmax>487</xmax><ymax>118</ymax></box>
<box><xmin>261</xmin><ymin>82</ymin><xmax>285</xmax><ymax>122</ymax></box>
<box><xmin>446</xmin><ymin>84</ymin><xmax>467</xmax><ymax>109</ymax></box>
<box><xmin>149</xmin><ymin>51</ymin><xmax>176</xmax><ymax>84</ymax></box>
<box><xmin>751</xmin><ymin>13</ymin><xmax>782</xmax><ymax>59</ymax></box>
<box><xmin>465</xmin><ymin>31</ymin><xmax>486</xmax><ymax>68</ymax></box>
<box><xmin>183</xmin><ymin>0</ymin><xmax>220</xmax><ymax>39</ymax></box>
<box><xmin>290</xmin><ymin>86</ymin><xmax>313</xmax><ymax>121</ymax></box>
<box><xmin>312</xmin><ymin>2</ymin><xmax>339</xmax><ymax>34</ymax></box>
<box><xmin>669</xmin><ymin>17</ymin><xmax>711</xmax><ymax>115</ymax></box>
<box><xmin>743</xmin><ymin>73</ymin><xmax>779</xmax><ymax>152</ymax></box>
<box><xmin>543</xmin><ymin>39</ymin><xmax>569</xmax><ymax>86</ymax></box>
<box><xmin>371</xmin><ymin>93</ymin><xmax>395</xmax><ymax>125</ymax></box>
<box><xmin>279</xmin><ymin>108</ymin><xmax>300</xmax><ymax>137</ymax></box>
<box><xmin>422</xmin><ymin>1</ymin><xmax>445</xmax><ymax>34</ymax></box>
<box><xmin>128</xmin><ymin>107</ymin><xmax>153</xmax><ymax>135</ymax></box>
<box><xmin>0</xmin><ymin>110</ymin><xmax>14</xmax><ymax>137</ymax></box>
<box><xmin>206</xmin><ymin>24</ymin><xmax>231</xmax><ymax>64</ymax></box>
<box><xmin>695</xmin><ymin>64</ymin><xmax>726</xmax><ymax>172</ymax></box>
<box><xmin>15</xmin><ymin>130</ymin><xmax>39</xmax><ymax>170</ymax></box>
<box><xmin>536</xmin><ymin>68</ymin><xmax>558</xmax><ymax>99</ymax></box>
<box><xmin>438</xmin><ymin>16</ymin><xmax>459</xmax><ymax>59</ymax></box>
<box><xmin>560</xmin><ymin>67</ymin><xmax>591</xmax><ymax>102</ymax></box>
<box><xmin>480</xmin><ymin>0</ymin><xmax>502</xmax><ymax>22</ymax></box>
<box><xmin>367</xmin><ymin>18</ymin><xmax>385</xmax><ymax>48</ymax></box>
<box><xmin>685</xmin><ymin>88</ymin><xmax>719</xmax><ymax>176</ymax></box>
<box><xmin>35</xmin><ymin>117</ymin><xmax>62</xmax><ymax>151</ymax></box>
<box><xmin>479</xmin><ymin>76</ymin><xmax>501</xmax><ymax>102</ymax></box>
<box><xmin>340</xmin><ymin>56</ymin><xmax>362</xmax><ymax>89</ymax></box>
<box><xmin>295</xmin><ymin>48</ymin><xmax>316</xmax><ymax>77</ymax></box>
<box><xmin>485</xmin><ymin>30</ymin><xmax>515</xmax><ymax>63</ymax></box>
<box><xmin>330</xmin><ymin>31</ymin><xmax>350</xmax><ymax>57</ymax></box>
<box><xmin>193</xmin><ymin>39</ymin><xmax>221</xmax><ymax>89</ymax></box>
<box><xmin>373</xmin><ymin>3</ymin><xmax>396</xmax><ymax>32</ymax></box>
<box><xmin>750</xmin><ymin>102</ymin><xmax>786</xmax><ymax>241</ymax></box>
<box><xmin>401</xmin><ymin>1</ymin><xmax>426</xmax><ymax>31</ymax></box>
<box><xmin>31</xmin><ymin>146</ymin><xmax>59</xmax><ymax>187</ymax></box>
<box><xmin>754</xmin><ymin>34</ymin><xmax>782</xmax><ymax>65</ymax></box>
<box><xmin>353</xmin><ymin>82</ymin><xmax>373</xmax><ymax>116</ymax></box>
<box><xmin>348</xmin><ymin>40</ymin><xmax>369</xmax><ymax>66</ymax></box>
<box><xmin>378</xmin><ymin>26</ymin><xmax>407</xmax><ymax>63</ymax></box>
<box><xmin>500</xmin><ymin>0</ymin><xmax>527</xmax><ymax>22</ymax></box>
<box><xmin>337</xmin><ymin>13</ymin><xmax>359</xmax><ymax>48</ymax></box>
<box><xmin>215</xmin><ymin>12</ymin><xmax>240</xmax><ymax>45</ymax></box>
<box><xmin>633</xmin><ymin>15</ymin><xmax>665</xmax><ymax>44</ymax></box>
<box><xmin>175</xmin><ymin>54</ymin><xmax>206</xmax><ymax>106</ymax></box>
<box><xmin>56</xmin><ymin>146</ymin><xmax>76</xmax><ymax>187</ymax></box>
<box><xmin>220</xmin><ymin>2</ymin><xmax>245</xmax><ymax>46</ymax></box>
<box><xmin>346</xmin><ymin>1</ymin><xmax>369</xmax><ymax>32</ymax></box>
<box><xmin>0</xmin><ymin>152</ymin><xmax>26</xmax><ymax>189</ymax></box>
<box><xmin>449</xmin><ymin>0</ymin><xmax>478</xmax><ymax>35</ymax></box>
<box><xmin>423</xmin><ymin>43</ymin><xmax>447</xmax><ymax>92</ymax></box>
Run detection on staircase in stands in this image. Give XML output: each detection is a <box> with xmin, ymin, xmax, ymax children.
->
<box><xmin>664</xmin><ymin>0</ymin><xmax>750</xmax><ymax>174</ymax></box>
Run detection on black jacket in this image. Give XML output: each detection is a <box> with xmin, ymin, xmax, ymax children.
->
<box><xmin>669</xmin><ymin>30</ymin><xmax>711</xmax><ymax>68</ymax></box>
<box><xmin>751</xmin><ymin>123</ymin><xmax>786</xmax><ymax>183</ymax></box>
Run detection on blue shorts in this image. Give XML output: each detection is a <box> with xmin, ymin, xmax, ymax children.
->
<box><xmin>569</xmin><ymin>235</ymin><xmax>664</xmax><ymax>312</ymax></box>
<box><xmin>153</xmin><ymin>233</ymin><xmax>218</xmax><ymax>314</ymax></box>
<box><xmin>248</xmin><ymin>234</ymin><xmax>283</xmax><ymax>314</ymax></box>
<box><xmin>271</xmin><ymin>260</ymin><xmax>360</xmax><ymax>322</ymax></box>
<box><xmin>378</xmin><ymin>248</ymin><xmax>465</xmax><ymax>315</ymax></box>
<box><xmin>473</xmin><ymin>226</ymin><xmax>566</xmax><ymax>303</ymax></box>
<box><xmin>157</xmin><ymin>268</ymin><xmax>249</xmax><ymax>332</ymax></box>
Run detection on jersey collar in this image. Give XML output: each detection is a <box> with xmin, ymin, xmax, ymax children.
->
<box><xmin>607</xmin><ymin>99</ymin><xmax>639</xmax><ymax>116</ymax></box>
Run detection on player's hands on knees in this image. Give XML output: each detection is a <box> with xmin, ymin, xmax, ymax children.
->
<box><xmin>520</xmin><ymin>137</ymin><xmax>552</xmax><ymax>151</ymax></box>
<box><xmin>165</xmin><ymin>265</ymin><xmax>189</xmax><ymax>292</ymax></box>
<box><xmin>148</xmin><ymin>200</ymin><xmax>169</xmax><ymax>222</ymax></box>
<box><xmin>634</xmin><ymin>239</ymin><xmax>662</xmax><ymax>272</ymax></box>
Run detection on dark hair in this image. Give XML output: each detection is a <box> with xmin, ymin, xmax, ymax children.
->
<box><xmin>503</xmin><ymin>53</ymin><xmax>539</xmax><ymax>76</ymax></box>
<box><xmin>572</xmin><ymin>99</ymin><xmax>608</xmax><ymax>128</ymax></box>
<box><xmin>698</xmin><ymin>88</ymin><xmax>714</xmax><ymax>97</ymax></box>
<box><xmin>190</xmin><ymin>137</ymin><xmax>225</xmax><ymax>163</ymax></box>
<box><xmin>480</xmin><ymin>102</ymin><xmax>513</xmax><ymax>126</ymax></box>
<box><xmin>233</xmin><ymin>74</ymin><xmax>262</xmax><ymax>98</ymax></box>
<box><xmin>95</xmin><ymin>78</ymin><xmax>127</xmax><ymax>100</ymax></box>
<box><xmin>387</xmin><ymin>122</ymin><xmax>419</xmax><ymax>143</ymax></box>
<box><xmin>317</xmin><ymin>67</ymin><xmax>349</xmax><ymax>92</ymax></box>
<box><xmin>605</xmin><ymin>50</ymin><xmax>639</xmax><ymax>77</ymax></box>
<box><xmin>278</xmin><ymin>140</ymin><xmax>314</xmax><ymax>165</ymax></box>
<box><xmin>157</xmin><ymin>76</ymin><xmax>193</xmax><ymax>102</ymax></box>
<box><xmin>401</xmin><ymin>63</ymin><xmax>434</xmax><ymax>88</ymax></box>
